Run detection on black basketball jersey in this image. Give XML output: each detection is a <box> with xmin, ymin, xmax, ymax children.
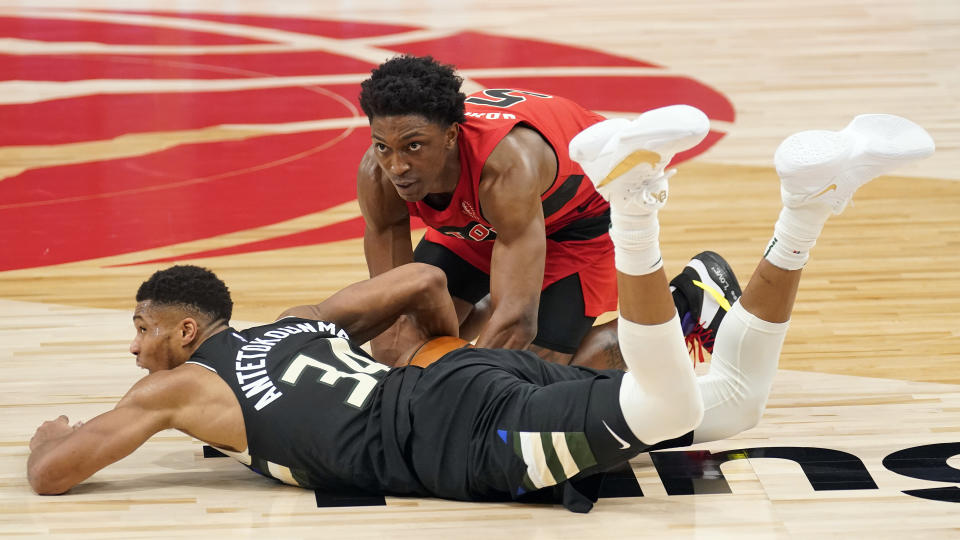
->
<box><xmin>187</xmin><ymin>317</ymin><xmax>423</xmax><ymax>495</ymax></box>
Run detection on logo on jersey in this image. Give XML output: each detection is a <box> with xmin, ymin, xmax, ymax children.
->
<box><xmin>436</xmin><ymin>221</ymin><xmax>497</xmax><ymax>242</ymax></box>
<box><xmin>461</xmin><ymin>201</ymin><xmax>480</xmax><ymax>221</ymax></box>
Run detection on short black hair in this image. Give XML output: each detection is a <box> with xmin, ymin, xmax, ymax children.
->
<box><xmin>136</xmin><ymin>265</ymin><xmax>232</xmax><ymax>323</ymax></box>
<box><xmin>359</xmin><ymin>55</ymin><xmax>466</xmax><ymax>126</ymax></box>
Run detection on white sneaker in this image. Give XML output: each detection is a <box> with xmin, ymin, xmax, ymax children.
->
<box><xmin>569</xmin><ymin>105</ymin><xmax>710</xmax><ymax>212</ymax></box>
<box><xmin>775</xmin><ymin>114</ymin><xmax>935</xmax><ymax>214</ymax></box>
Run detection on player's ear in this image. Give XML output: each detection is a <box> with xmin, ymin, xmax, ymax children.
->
<box><xmin>445</xmin><ymin>124</ymin><xmax>458</xmax><ymax>149</ymax></box>
<box><xmin>179</xmin><ymin>318</ymin><xmax>199</xmax><ymax>344</ymax></box>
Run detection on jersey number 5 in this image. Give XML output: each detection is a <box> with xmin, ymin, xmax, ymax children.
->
<box><xmin>279</xmin><ymin>338</ymin><xmax>389</xmax><ymax>409</ymax></box>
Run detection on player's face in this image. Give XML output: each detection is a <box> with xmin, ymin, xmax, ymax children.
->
<box><xmin>129</xmin><ymin>302</ymin><xmax>185</xmax><ymax>374</ymax></box>
<box><xmin>369</xmin><ymin>114</ymin><xmax>458</xmax><ymax>201</ymax></box>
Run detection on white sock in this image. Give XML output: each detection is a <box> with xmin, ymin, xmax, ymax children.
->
<box><xmin>763</xmin><ymin>203</ymin><xmax>832</xmax><ymax>270</ymax></box>
<box><xmin>610</xmin><ymin>210</ymin><xmax>662</xmax><ymax>276</ymax></box>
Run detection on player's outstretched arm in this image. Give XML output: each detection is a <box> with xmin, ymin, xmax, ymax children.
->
<box><xmin>27</xmin><ymin>372</ymin><xmax>181</xmax><ymax>495</ymax></box>
<box><xmin>279</xmin><ymin>263</ymin><xmax>459</xmax><ymax>348</ymax></box>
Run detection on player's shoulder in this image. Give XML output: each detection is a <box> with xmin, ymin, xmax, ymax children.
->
<box><xmin>498</xmin><ymin>124</ymin><xmax>550</xmax><ymax>151</ymax></box>
<box><xmin>118</xmin><ymin>365</ymin><xmax>210</xmax><ymax>412</ymax></box>
<box><xmin>483</xmin><ymin>125</ymin><xmax>555</xmax><ymax>179</ymax></box>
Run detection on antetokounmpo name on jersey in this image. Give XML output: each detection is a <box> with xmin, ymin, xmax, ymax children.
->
<box><xmin>233</xmin><ymin>321</ymin><xmax>349</xmax><ymax>411</ymax></box>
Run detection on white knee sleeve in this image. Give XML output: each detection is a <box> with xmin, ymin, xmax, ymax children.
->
<box><xmin>693</xmin><ymin>301</ymin><xmax>789</xmax><ymax>443</ymax></box>
<box><xmin>618</xmin><ymin>314</ymin><xmax>704</xmax><ymax>445</ymax></box>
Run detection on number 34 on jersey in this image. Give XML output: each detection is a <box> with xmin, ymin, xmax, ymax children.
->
<box><xmin>279</xmin><ymin>338</ymin><xmax>389</xmax><ymax>409</ymax></box>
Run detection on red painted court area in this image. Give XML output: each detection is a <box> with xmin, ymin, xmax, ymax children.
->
<box><xmin>0</xmin><ymin>10</ymin><xmax>733</xmax><ymax>271</ymax></box>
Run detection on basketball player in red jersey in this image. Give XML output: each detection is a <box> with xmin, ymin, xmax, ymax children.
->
<box><xmin>356</xmin><ymin>55</ymin><xmax>739</xmax><ymax>367</ymax></box>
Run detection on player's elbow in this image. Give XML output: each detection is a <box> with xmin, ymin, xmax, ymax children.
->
<box><xmin>407</xmin><ymin>264</ymin><xmax>452</xmax><ymax>309</ymax></box>
<box><xmin>28</xmin><ymin>459</ymin><xmax>72</xmax><ymax>495</ymax></box>
<box><xmin>409</xmin><ymin>263</ymin><xmax>448</xmax><ymax>293</ymax></box>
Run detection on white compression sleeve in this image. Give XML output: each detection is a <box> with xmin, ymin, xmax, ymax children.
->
<box><xmin>692</xmin><ymin>301</ymin><xmax>790</xmax><ymax>443</ymax></box>
<box><xmin>618</xmin><ymin>314</ymin><xmax>704</xmax><ymax>445</ymax></box>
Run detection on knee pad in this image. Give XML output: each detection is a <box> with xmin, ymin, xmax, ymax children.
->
<box><xmin>617</xmin><ymin>314</ymin><xmax>703</xmax><ymax>444</ymax></box>
<box><xmin>693</xmin><ymin>302</ymin><xmax>789</xmax><ymax>443</ymax></box>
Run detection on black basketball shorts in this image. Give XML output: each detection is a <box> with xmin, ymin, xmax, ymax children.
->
<box><xmin>413</xmin><ymin>238</ymin><xmax>596</xmax><ymax>354</ymax></box>
<box><xmin>401</xmin><ymin>347</ymin><xmax>649</xmax><ymax>503</ymax></box>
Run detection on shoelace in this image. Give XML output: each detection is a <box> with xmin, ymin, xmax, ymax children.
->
<box><xmin>684</xmin><ymin>322</ymin><xmax>716</xmax><ymax>365</ymax></box>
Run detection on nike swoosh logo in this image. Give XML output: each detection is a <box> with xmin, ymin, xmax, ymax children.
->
<box><xmin>602</xmin><ymin>420</ymin><xmax>631</xmax><ymax>450</ymax></box>
<box><xmin>812</xmin><ymin>183</ymin><xmax>838</xmax><ymax>198</ymax></box>
<box><xmin>596</xmin><ymin>149</ymin><xmax>661</xmax><ymax>189</ymax></box>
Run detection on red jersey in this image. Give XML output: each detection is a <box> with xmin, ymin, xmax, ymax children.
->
<box><xmin>406</xmin><ymin>89</ymin><xmax>609</xmax><ymax>241</ymax></box>
<box><xmin>407</xmin><ymin>89</ymin><xmax>617</xmax><ymax>317</ymax></box>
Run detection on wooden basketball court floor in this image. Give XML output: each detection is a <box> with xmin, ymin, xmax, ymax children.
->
<box><xmin>1</xmin><ymin>1</ymin><xmax>959</xmax><ymax>537</ymax></box>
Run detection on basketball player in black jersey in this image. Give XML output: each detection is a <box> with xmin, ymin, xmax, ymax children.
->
<box><xmin>27</xmin><ymin>111</ymin><xmax>933</xmax><ymax>512</ymax></box>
